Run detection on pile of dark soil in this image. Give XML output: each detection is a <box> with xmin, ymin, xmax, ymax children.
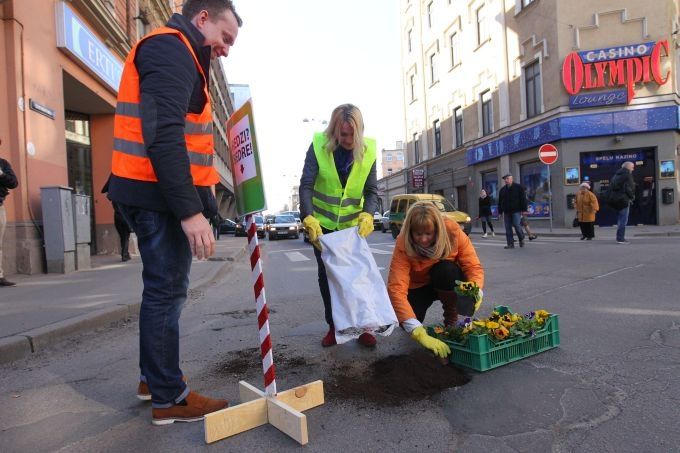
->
<box><xmin>213</xmin><ymin>347</ymin><xmax>308</xmax><ymax>376</ymax></box>
<box><xmin>327</xmin><ymin>352</ymin><xmax>470</xmax><ymax>406</ymax></box>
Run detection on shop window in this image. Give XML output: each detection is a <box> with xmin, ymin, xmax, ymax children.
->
<box><xmin>520</xmin><ymin>160</ymin><xmax>551</xmax><ymax>217</ymax></box>
<box><xmin>524</xmin><ymin>60</ymin><xmax>542</xmax><ymax>118</ymax></box>
<box><xmin>481</xmin><ymin>170</ymin><xmax>499</xmax><ymax>217</ymax></box>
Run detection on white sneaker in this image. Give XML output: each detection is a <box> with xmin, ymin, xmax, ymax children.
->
<box><xmin>491</xmin><ymin>232</ymin><xmax>495</xmax><ymax>237</ymax></box>
<box><xmin>482</xmin><ymin>233</ymin><xmax>488</xmax><ymax>238</ymax></box>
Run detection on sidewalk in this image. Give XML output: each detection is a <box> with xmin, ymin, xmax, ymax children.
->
<box><xmin>0</xmin><ymin>236</ymin><xmax>247</xmax><ymax>364</ymax></box>
<box><xmin>470</xmin><ymin>222</ymin><xmax>680</xmax><ymax>238</ymax></box>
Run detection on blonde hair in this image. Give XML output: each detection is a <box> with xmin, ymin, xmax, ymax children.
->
<box><xmin>323</xmin><ymin>104</ymin><xmax>366</xmax><ymax>161</ymax></box>
<box><xmin>402</xmin><ymin>201</ymin><xmax>453</xmax><ymax>259</ymax></box>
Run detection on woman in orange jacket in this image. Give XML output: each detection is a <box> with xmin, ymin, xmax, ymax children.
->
<box><xmin>387</xmin><ymin>201</ymin><xmax>484</xmax><ymax>357</ymax></box>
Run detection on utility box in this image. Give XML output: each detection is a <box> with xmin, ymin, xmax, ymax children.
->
<box><xmin>566</xmin><ymin>193</ymin><xmax>576</xmax><ymax>210</ymax></box>
<box><xmin>41</xmin><ymin>186</ymin><xmax>76</xmax><ymax>273</ymax></box>
<box><xmin>662</xmin><ymin>188</ymin><xmax>674</xmax><ymax>205</ymax></box>
<box><xmin>72</xmin><ymin>193</ymin><xmax>92</xmax><ymax>270</ymax></box>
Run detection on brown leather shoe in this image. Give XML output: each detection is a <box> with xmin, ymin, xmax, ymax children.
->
<box><xmin>137</xmin><ymin>375</ymin><xmax>187</xmax><ymax>401</ymax></box>
<box><xmin>151</xmin><ymin>391</ymin><xmax>228</xmax><ymax>425</ymax></box>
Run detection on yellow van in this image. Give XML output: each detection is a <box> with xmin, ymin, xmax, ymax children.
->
<box><xmin>388</xmin><ymin>193</ymin><xmax>472</xmax><ymax>238</ymax></box>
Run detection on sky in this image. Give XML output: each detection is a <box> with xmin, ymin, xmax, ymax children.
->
<box><xmin>221</xmin><ymin>0</ymin><xmax>404</xmax><ymax>213</ymax></box>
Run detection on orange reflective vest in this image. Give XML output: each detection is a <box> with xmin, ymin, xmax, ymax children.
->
<box><xmin>111</xmin><ymin>27</ymin><xmax>218</xmax><ymax>186</ymax></box>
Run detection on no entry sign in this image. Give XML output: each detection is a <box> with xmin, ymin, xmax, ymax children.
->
<box><xmin>539</xmin><ymin>144</ymin><xmax>558</xmax><ymax>165</ymax></box>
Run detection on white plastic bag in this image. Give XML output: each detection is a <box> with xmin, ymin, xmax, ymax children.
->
<box><xmin>319</xmin><ymin>227</ymin><xmax>398</xmax><ymax>344</ymax></box>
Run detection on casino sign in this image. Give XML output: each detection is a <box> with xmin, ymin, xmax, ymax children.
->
<box><xmin>562</xmin><ymin>40</ymin><xmax>670</xmax><ymax>109</ymax></box>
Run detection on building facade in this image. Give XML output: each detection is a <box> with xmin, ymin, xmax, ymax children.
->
<box><xmin>381</xmin><ymin>142</ymin><xmax>406</xmax><ymax>178</ymax></box>
<box><xmin>0</xmin><ymin>0</ymin><xmax>237</xmax><ymax>275</ymax></box>
<box><xmin>386</xmin><ymin>0</ymin><xmax>680</xmax><ymax>226</ymax></box>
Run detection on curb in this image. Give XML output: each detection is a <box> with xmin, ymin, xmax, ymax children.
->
<box><xmin>0</xmin><ymin>244</ymin><xmax>246</xmax><ymax>365</ymax></box>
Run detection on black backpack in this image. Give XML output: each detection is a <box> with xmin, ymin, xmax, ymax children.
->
<box><xmin>599</xmin><ymin>185</ymin><xmax>628</xmax><ymax>210</ymax></box>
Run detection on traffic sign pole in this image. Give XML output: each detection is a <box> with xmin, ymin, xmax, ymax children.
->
<box><xmin>539</xmin><ymin>144</ymin><xmax>558</xmax><ymax>232</ymax></box>
<box><xmin>547</xmin><ymin>164</ymin><xmax>553</xmax><ymax>232</ymax></box>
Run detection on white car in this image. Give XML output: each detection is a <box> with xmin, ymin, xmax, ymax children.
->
<box><xmin>381</xmin><ymin>210</ymin><xmax>390</xmax><ymax>233</ymax></box>
<box><xmin>268</xmin><ymin>215</ymin><xmax>300</xmax><ymax>240</ymax></box>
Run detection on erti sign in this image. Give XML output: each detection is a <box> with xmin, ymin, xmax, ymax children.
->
<box><xmin>227</xmin><ymin>99</ymin><xmax>267</xmax><ymax>216</ymax></box>
<box><xmin>562</xmin><ymin>40</ymin><xmax>670</xmax><ymax>108</ymax></box>
<box><xmin>538</xmin><ymin>144</ymin><xmax>558</xmax><ymax>165</ymax></box>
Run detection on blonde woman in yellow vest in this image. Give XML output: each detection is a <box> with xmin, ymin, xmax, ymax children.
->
<box><xmin>299</xmin><ymin>104</ymin><xmax>380</xmax><ymax>348</ymax></box>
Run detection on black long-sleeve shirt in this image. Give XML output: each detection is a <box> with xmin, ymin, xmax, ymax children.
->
<box><xmin>108</xmin><ymin>13</ymin><xmax>216</xmax><ymax>220</ymax></box>
<box><xmin>299</xmin><ymin>143</ymin><xmax>378</xmax><ymax>221</ymax></box>
<box><xmin>0</xmin><ymin>158</ymin><xmax>18</xmax><ymax>206</ymax></box>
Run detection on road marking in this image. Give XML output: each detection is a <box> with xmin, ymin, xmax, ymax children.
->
<box><xmin>369</xmin><ymin>248</ymin><xmax>393</xmax><ymax>255</ymax></box>
<box><xmin>284</xmin><ymin>251</ymin><xmax>310</xmax><ymax>262</ymax></box>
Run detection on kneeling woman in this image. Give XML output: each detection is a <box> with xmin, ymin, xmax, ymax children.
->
<box><xmin>387</xmin><ymin>201</ymin><xmax>485</xmax><ymax>357</ymax></box>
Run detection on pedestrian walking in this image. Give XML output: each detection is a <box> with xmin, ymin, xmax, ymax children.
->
<box><xmin>209</xmin><ymin>213</ymin><xmax>222</xmax><ymax>240</ymax></box>
<box><xmin>299</xmin><ymin>104</ymin><xmax>379</xmax><ymax>348</ymax></box>
<box><xmin>106</xmin><ymin>0</ymin><xmax>241</xmax><ymax>425</ymax></box>
<box><xmin>609</xmin><ymin>161</ymin><xmax>636</xmax><ymax>244</ymax></box>
<box><xmin>0</xmin><ymin>138</ymin><xmax>18</xmax><ymax>287</ymax></box>
<box><xmin>387</xmin><ymin>201</ymin><xmax>484</xmax><ymax>358</ymax></box>
<box><xmin>520</xmin><ymin>214</ymin><xmax>538</xmax><ymax>241</ymax></box>
<box><xmin>575</xmin><ymin>182</ymin><xmax>599</xmax><ymax>240</ymax></box>
<box><xmin>114</xmin><ymin>203</ymin><xmax>132</xmax><ymax>261</ymax></box>
<box><xmin>478</xmin><ymin>189</ymin><xmax>495</xmax><ymax>238</ymax></box>
<box><xmin>497</xmin><ymin>174</ymin><xmax>527</xmax><ymax>249</ymax></box>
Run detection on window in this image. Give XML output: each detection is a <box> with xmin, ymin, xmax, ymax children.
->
<box><xmin>397</xmin><ymin>152</ymin><xmax>404</xmax><ymax>161</ymax></box>
<box><xmin>429</xmin><ymin>53</ymin><xmax>438</xmax><ymax>85</ymax></box>
<box><xmin>481</xmin><ymin>90</ymin><xmax>493</xmax><ymax>136</ymax></box>
<box><xmin>476</xmin><ymin>4</ymin><xmax>489</xmax><ymax>45</ymax></box>
<box><xmin>521</xmin><ymin>0</ymin><xmax>535</xmax><ymax>8</ymax></box>
<box><xmin>407</xmin><ymin>29</ymin><xmax>413</xmax><ymax>53</ymax></box>
<box><xmin>410</xmin><ymin>74</ymin><xmax>416</xmax><ymax>102</ymax></box>
<box><xmin>450</xmin><ymin>32</ymin><xmax>460</xmax><ymax>67</ymax></box>
<box><xmin>427</xmin><ymin>2</ymin><xmax>433</xmax><ymax>28</ymax></box>
<box><xmin>386</xmin><ymin>153</ymin><xmax>393</xmax><ymax>161</ymax></box>
<box><xmin>454</xmin><ymin>106</ymin><xmax>463</xmax><ymax>148</ymax></box>
<box><xmin>433</xmin><ymin>120</ymin><xmax>442</xmax><ymax>156</ymax></box>
<box><xmin>388</xmin><ymin>168</ymin><xmax>393</xmax><ymax>175</ymax></box>
<box><xmin>520</xmin><ymin>160</ymin><xmax>551</xmax><ymax>217</ymax></box>
<box><xmin>524</xmin><ymin>60</ymin><xmax>542</xmax><ymax>118</ymax></box>
<box><xmin>481</xmin><ymin>171</ymin><xmax>498</xmax><ymax>217</ymax></box>
<box><xmin>413</xmin><ymin>133</ymin><xmax>420</xmax><ymax>164</ymax></box>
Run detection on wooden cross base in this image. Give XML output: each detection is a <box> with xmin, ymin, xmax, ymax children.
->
<box><xmin>204</xmin><ymin>380</ymin><xmax>324</xmax><ymax>445</ymax></box>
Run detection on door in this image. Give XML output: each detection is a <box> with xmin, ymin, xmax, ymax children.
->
<box><xmin>456</xmin><ymin>185</ymin><xmax>468</xmax><ymax>213</ymax></box>
<box><xmin>580</xmin><ymin>148</ymin><xmax>657</xmax><ymax>226</ymax></box>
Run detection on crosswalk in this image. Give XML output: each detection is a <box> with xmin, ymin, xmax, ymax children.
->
<box><xmin>276</xmin><ymin>242</ymin><xmax>395</xmax><ymax>263</ymax></box>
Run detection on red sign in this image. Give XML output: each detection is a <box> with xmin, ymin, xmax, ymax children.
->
<box><xmin>539</xmin><ymin>144</ymin><xmax>558</xmax><ymax>165</ymax></box>
<box><xmin>562</xmin><ymin>40</ymin><xmax>670</xmax><ymax>103</ymax></box>
<box><xmin>412</xmin><ymin>168</ymin><xmax>425</xmax><ymax>188</ymax></box>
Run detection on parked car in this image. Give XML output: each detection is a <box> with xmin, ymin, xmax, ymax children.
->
<box><xmin>219</xmin><ymin>218</ymin><xmax>238</xmax><ymax>234</ymax></box>
<box><xmin>234</xmin><ymin>215</ymin><xmax>265</xmax><ymax>238</ymax></box>
<box><xmin>388</xmin><ymin>194</ymin><xmax>472</xmax><ymax>238</ymax></box>
<box><xmin>381</xmin><ymin>210</ymin><xmax>390</xmax><ymax>233</ymax></box>
<box><xmin>268</xmin><ymin>214</ymin><xmax>300</xmax><ymax>240</ymax></box>
<box><xmin>373</xmin><ymin>211</ymin><xmax>383</xmax><ymax>230</ymax></box>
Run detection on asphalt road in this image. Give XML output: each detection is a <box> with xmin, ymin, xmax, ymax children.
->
<box><xmin>1</xmin><ymin>230</ymin><xmax>679</xmax><ymax>452</ymax></box>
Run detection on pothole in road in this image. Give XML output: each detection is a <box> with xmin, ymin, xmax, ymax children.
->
<box><xmin>209</xmin><ymin>348</ymin><xmax>470</xmax><ymax>407</ymax></box>
<box><xmin>326</xmin><ymin>351</ymin><xmax>470</xmax><ymax>406</ymax></box>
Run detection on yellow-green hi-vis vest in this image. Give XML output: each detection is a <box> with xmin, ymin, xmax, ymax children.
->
<box><xmin>312</xmin><ymin>132</ymin><xmax>376</xmax><ymax>231</ymax></box>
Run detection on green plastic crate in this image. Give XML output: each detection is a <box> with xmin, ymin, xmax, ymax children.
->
<box><xmin>431</xmin><ymin>305</ymin><xmax>560</xmax><ymax>372</ymax></box>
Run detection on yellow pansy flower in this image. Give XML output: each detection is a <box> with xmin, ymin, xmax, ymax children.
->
<box><xmin>486</xmin><ymin>321</ymin><xmax>500</xmax><ymax>329</ymax></box>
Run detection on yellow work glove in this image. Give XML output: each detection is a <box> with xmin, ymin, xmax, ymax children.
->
<box><xmin>411</xmin><ymin>326</ymin><xmax>451</xmax><ymax>358</ymax></box>
<box><xmin>357</xmin><ymin>212</ymin><xmax>374</xmax><ymax>238</ymax></box>
<box><xmin>303</xmin><ymin>215</ymin><xmax>323</xmax><ymax>250</ymax></box>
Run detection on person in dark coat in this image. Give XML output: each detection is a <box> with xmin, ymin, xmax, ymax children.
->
<box><xmin>477</xmin><ymin>189</ymin><xmax>495</xmax><ymax>238</ymax></box>
<box><xmin>610</xmin><ymin>161</ymin><xmax>635</xmax><ymax>244</ymax></box>
<box><xmin>0</xmin><ymin>140</ymin><xmax>18</xmax><ymax>287</ymax></box>
<box><xmin>497</xmin><ymin>174</ymin><xmax>528</xmax><ymax>249</ymax></box>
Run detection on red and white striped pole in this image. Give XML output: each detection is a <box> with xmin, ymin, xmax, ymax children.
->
<box><xmin>246</xmin><ymin>214</ymin><xmax>277</xmax><ymax>396</ymax></box>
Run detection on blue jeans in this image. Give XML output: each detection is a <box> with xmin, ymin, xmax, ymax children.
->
<box><xmin>503</xmin><ymin>212</ymin><xmax>525</xmax><ymax>246</ymax></box>
<box><xmin>118</xmin><ymin>204</ymin><xmax>191</xmax><ymax>408</ymax></box>
<box><xmin>616</xmin><ymin>205</ymin><xmax>630</xmax><ymax>242</ymax></box>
